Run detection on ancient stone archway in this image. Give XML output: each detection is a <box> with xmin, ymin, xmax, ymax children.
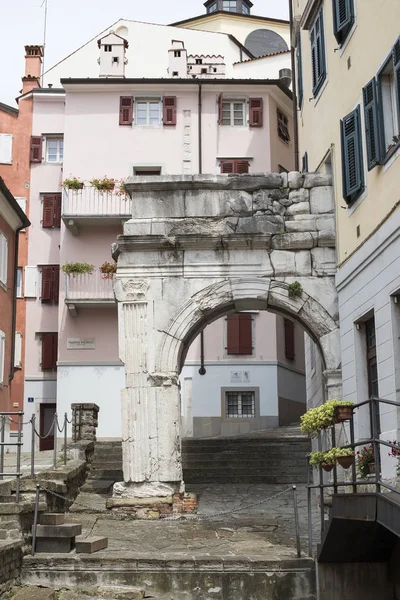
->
<box><xmin>113</xmin><ymin>173</ymin><xmax>341</xmax><ymax>499</ymax></box>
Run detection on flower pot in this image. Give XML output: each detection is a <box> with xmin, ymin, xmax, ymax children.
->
<box><xmin>368</xmin><ymin>462</ymin><xmax>375</xmax><ymax>475</ymax></box>
<box><xmin>334</xmin><ymin>406</ymin><xmax>353</xmax><ymax>423</ymax></box>
<box><xmin>337</xmin><ymin>455</ymin><xmax>354</xmax><ymax>469</ymax></box>
<box><xmin>322</xmin><ymin>463</ymin><xmax>334</xmax><ymax>472</ymax></box>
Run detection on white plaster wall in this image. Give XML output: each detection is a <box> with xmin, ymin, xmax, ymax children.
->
<box><xmin>304</xmin><ymin>333</ymin><xmax>324</xmax><ymax>410</ymax></box>
<box><xmin>233</xmin><ymin>52</ymin><xmax>291</xmax><ymax>80</ymax></box>
<box><xmin>22</xmin><ymin>379</ymin><xmax>57</xmax><ymax>451</ymax></box>
<box><xmin>277</xmin><ymin>365</ymin><xmax>306</xmax><ymax>404</ymax></box>
<box><xmin>57</xmin><ymin>366</ymin><xmax>124</xmax><ymax>439</ymax></box>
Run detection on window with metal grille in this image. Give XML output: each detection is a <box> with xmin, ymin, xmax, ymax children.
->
<box><xmin>221</xmin><ymin>100</ymin><xmax>245</xmax><ymax>126</ymax></box>
<box><xmin>225</xmin><ymin>391</ymin><xmax>255</xmax><ymax>418</ymax></box>
<box><xmin>277</xmin><ymin>109</ymin><xmax>290</xmax><ymax>143</ymax></box>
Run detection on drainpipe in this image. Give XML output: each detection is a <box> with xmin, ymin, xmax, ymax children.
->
<box><xmin>289</xmin><ymin>0</ymin><xmax>300</xmax><ymax>171</ymax></box>
<box><xmin>198</xmin><ymin>82</ymin><xmax>206</xmax><ymax>375</ymax></box>
<box><xmin>9</xmin><ymin>226</ymin><xmax>23</xmax><ymax>384</ymax></box>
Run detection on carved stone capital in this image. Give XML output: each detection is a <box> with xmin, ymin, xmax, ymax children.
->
<box><xmin>114</xmin><ymin>278</ymin><xmax>149</xmax><ymax>303</ymax></box>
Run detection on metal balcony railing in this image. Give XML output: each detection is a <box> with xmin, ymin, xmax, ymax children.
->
<box><xmin>62</xmin><ymin>188</ymin><xmax>132</xmax><ymax>218</ymax></box>
<box><xmin>65</xmin><ymin>272</ymin><xmax>115</xmax><ymax>301</ymax></box>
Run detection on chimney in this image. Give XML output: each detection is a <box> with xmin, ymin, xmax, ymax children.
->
<box><xmin>279</xmin><ymin>68</ymin><xmax>292</xmax><ymax>89</ymax></box>
<box><xmin>22</xmin><ymin>45</ymin><xmax>43</xmax><ymax>93</ymax></box>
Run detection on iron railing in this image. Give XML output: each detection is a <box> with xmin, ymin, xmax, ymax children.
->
<box><xmin>306</xmin><ymin>397</ymin><xmax>400</xmax><ymax>557</ymax></box>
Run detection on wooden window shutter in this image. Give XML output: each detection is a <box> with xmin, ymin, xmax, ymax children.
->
<box><xmin>249</xmin><ymin>98</ymin><xmax>263</xmax><ymax>127</ymax></box>
<box><xmin>42</xmin><ymin>333</ymin><xmax>56</xmax><ymax>370</ymax></box>
<box><xmin>227</xmin><ymin>313</ymin><xmax>252</xmax><ymax>355</ymax></box>
<box><xmin>163</xmin><ymin>96</ymin><xmax>177</xmax><ymax>125</ymax></box>
<box><xmin>52</xmin><ymin>333</ymin><xmax>58</xmax><ymax>368</ymax></box>
<box><xmin>393</xmin><ymin>37</ymin><xmax>400</xmax><ymax>121</ymax></box>
<box><xmin>42</xmin><ymin>195</ymin><xmax>55</xmax><ymax>228</ymax></box>
<box><xmin>302</xmin><ymin>152</ymin><xmax>308</xmax><ymax>173</ymax></box>
<box><xmin>30</xmin><ymin>136</ymin><xmax>42</xmax><ymax>163</ymax></box>
<box><xmin>297</xmin><ymin>34</ymin><xmax>303</xmax><ymax>108</ymax></box>
<box><xmin>220</xmin><ymin>160</ymin><xmax>235</xmax><ymax>173</ymax></box>
<box><xmin>340</xmin><ymin>105</ymin><xmax>364</xmax><ymax>204</ymax></box>
<box><xmin>41</xmin><ymin>266</ymin><xmax>53</xmax><ymax>303</ymax></box>
<box><xmin>53</xmin><ymin>266</ymin><xmax>60</xmax><ymax>305</ymax></box>
<box><xmin>235</xmin><ymin>160</ymin><xmax>249</xmax><ymax>174</ymax></box>
<box><xmin>284</xmin><ymin>319</ymin><xmax>295</xmax><ymax>360</ymax></box>
<box><xmin>363</xmin><ymin>78</ymin><xmax>382</xmax><ymax>170</ymax></box>
<box><xmin>311</xmin><ymin>9</ymin><xmax>326</xmax><ymax>97</ymax></box>
<box><xmin>54</xmin><ymin>193</ymin><xmax>62</xmax><ymax>228</ymax></box>
<box><xmin>119</xmin><ymin>96</ymin><xmax>133</xmax><ymax>125</ymax></box>
<box><xmin>333</xmin><ymin>0</ymin><xmax>354</xmax><ymax>45</ymax></box>
<box><xmin>218</xmin><ymin>93</ymin><xmax>223</xmax><ymax>125</ymax></box>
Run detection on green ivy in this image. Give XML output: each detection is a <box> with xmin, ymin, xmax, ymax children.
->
<box><xmin>288</xmin><ymin>281</ymin><xmax>303</xmax><ymax>298</ymax></box>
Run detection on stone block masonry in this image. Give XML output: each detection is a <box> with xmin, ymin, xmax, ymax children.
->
<box><xmin>113</xmin><ymin>173</ymin><xmax>341</xmax><ymax>501</ymax></box>
<box><xmin>0</xmin><ymin>541</ymin><xmax>23</xmax><ymax>594</ymax></box>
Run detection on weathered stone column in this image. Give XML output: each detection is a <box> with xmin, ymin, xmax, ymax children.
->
<box><xmin>323</xmin><ymin>369</ymin><xmax>343</xmax><ymax>401</ymax></box>
<box><xmin>114</xmin><ymin>278</ymin><xmax>183</xmax><ymax>499</ymax></box>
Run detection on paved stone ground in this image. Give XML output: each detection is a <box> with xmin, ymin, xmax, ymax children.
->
<box><xmin>66</xmin><ymin>484</ymin><xmax>322</xmax><ymax>560</ymax></box>
<box><xmin>2</xmin><ymin>450</ymin><xmax>63</xmax><ymax>480</ymax></box>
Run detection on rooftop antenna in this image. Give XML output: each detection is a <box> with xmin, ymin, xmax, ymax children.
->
<box><xmin>41</xmin><ymin>0</ymin><xmax>48</xmax><ymax>86</ymax></box>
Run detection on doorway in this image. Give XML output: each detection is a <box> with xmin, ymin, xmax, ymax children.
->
<box><xmin>39</xmin><ymin>403</ymin><xmax>56</xmax><ymax>451</ymax></box>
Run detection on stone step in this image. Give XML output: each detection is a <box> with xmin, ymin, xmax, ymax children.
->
<box><xmin>86</xmin><ymin>469</ymin><xmax>123</xmax><ymax>480</ymax></box>
<box><xmin>81</xmin><ymin>480</ymin><xmax>115</xmax><ymax>493</ymax></box>
<box><xmin>0</xmin><ymin>527</ymin><xmax>22</xmax><ymax>540</ymax></box>
<box><xmin>75</xmin><ymin>536</ymin><xmax>108</xmax><ymax>554</ymax></box>
<box><xmin>39</xmin><ymin>513</ymin><xmax>65</xmax><ymax>526</ymax></box>
<box><xmin>184</xmin><ymin>475</ymin><xmax>307</xmax><ymax>484</ymax></box>
<box><xmin>35</xmin><ymin>523</ymin><xmax>82</xmax><ymax>538</ymax></box>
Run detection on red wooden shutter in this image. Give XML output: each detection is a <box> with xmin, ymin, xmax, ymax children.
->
<box><xmin>227</xmin><ymin>313</ymin><xmax>252</xmax><ymax>355</ymax></box>
<box><xmin>42</xmin><ymin>333</ymin><xmax>55</xmax><ymax>370</ymax></box>
<box><xmin>42</xmin><ymin>195</ymin><xmax>55</xmax><ymax>228</ymax></box>
<box><xmin>227</xmin><ymin>314</ymin><xmax>240</xmax><ymax>354</ymax></box>
<box><xmin>284</xmin><ymin>319</ymin><xmax>295</xmax><ymax>360</ymax></box>
<box><xmin>53</xmin><ymin>266</ymin><xmax>60</xmax><ymax>305</ymax></box>
<box><xmin>220</xmin><ymin>160</ymin><xmax>235</xmax><ymax>173</ymax></box>
<box><xmin>41</xmin><ymin>266</ymin><xmax>53</xmax><ymax>303</ymax></box>
<box><xmin>218</xmin><ymin>93</ymin><xmax>223</xmax><ymax>124</ymax></box>
<box><xmin>54</xmin><ymin>193</ymin><xmax>62</xmax><ymax>228</ymax></box>
<box><xmin>163</xmin><ymin>96</ymin><xmax>177</xmax><ymax>125</ymax></box>
<box><xmin>30</xmin><ymin>136</ymin><xmax>43</xmax><ymax>162</ymax></box>
<box><xmin>52</xmin><ymin>333</ymin><xmax>58</xmax><ymax>368</ymax></box>
<box><xmin>119</xmin><ymin>96</ymin><xmax>133</xmax><ymax>125</ymax></box>
<box><xmin>235</xmin><ymin>160</ymin><xmax>249</xmax><ymax>174</ymax></box>
<box><xmin>249</xmin><ymin>98</ymin><xmax>263</xmax><ymax>127</ymax></box>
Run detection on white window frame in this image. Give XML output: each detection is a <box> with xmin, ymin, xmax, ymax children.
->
<box><xmin>0</xmin><ymin>330</ymin><xmax>5</xmax><ymax>384</ymax></box>
<box><xmin>0</xmin><ymin>232</ymin><xmax>8</xmax><ymax>287</ymax></box>
<box><xmin>16</xmin><ymin>267</ymin><xmax>23</xmax><ymax>298</ymax></box>
<box><xmin>14</xmin><ymin>332</ymin><xmax>22</xmax><ymax>369</ymax></box>
<box><xmin>379</xmin><ymin>60</ymin><xmax>400</xmax><ymax>156</ymax></box>
<box><xmin>221</xmin><ymin>100</ymin><xmax>246</xmax><ymax>127</ymax></box>
<box><xmin>225</xmin><ymin>390</ymin><xmax>256</xmax><ymax>418</ymax></box>
<box><xmin>0</xmin><ymin>134</ymin><xmax>12</xmax><ymax>164</ymax></box>
<box><xmin>135</xmin><ymin>98</ymin><xmax>162</xmax><ymax>127</ymax></box>
<box><xmin>45</xmin><ymin>137</ymin><xmax>64</xmax><ymax>164</ymax></box>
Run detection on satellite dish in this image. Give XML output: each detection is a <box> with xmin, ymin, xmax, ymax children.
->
<box><xmin>245</xmin><ymin>29</ymin><xmax>288</xmax><ymax>58</ymax></box>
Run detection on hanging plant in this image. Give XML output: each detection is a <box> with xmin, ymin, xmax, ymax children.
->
<box><xmin>310</xmin><ymin>447</ymin><xmax>355</xmax><ymax>471</ymax></box>
<box><xmin>300</xmin><ymin>400</ymin><xmax>355</xmax><ymax>437</ymax></box>
<box><xmin>62</xmin><ymin>262</ymin><xmax>94</xmax><ymax>277</ymax></box>
<box><xmin>100</xmin><ymin>261</ymin><xmax>117</xmax><ymax>280</ymax></box>
<box><xmin>90</xmin><ymin>177</ymin><xmax>116</xmax><ymax>192</ymax></box>
<box><xmin>62</xmin><ymin>177</ymin><xmax>84</xmax><ymax>191</ymax></box>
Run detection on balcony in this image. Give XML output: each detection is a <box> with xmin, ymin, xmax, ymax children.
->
<box><xmin>62</xmin><ymin>188</ymin><xmax>132</xmax><ymax>233</ymax></box>
<box><xmin>65</xmin><ymin>272</ymin><xmax>116</xmax><ymax>316</ymax></box>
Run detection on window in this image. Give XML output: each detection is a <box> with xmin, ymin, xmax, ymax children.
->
<box><xmin>16</xmin><ymin>268</ymin><xmax>23</xmax><ymax>297</ymax></box>
<box><xmin>134</xmin><ymin>168</ymin><xmax>161</xmax><ymax>175</ymax></box>
<box><xmin>112</xmin><ymin>57</ymin><xmax>119</xmax><ymax>64</ymax></box>
<box><xmin>366</xmin><ymin>317</ymin><xmax>379</xmax><ymax>398</ymax></box>
<box><xmin>277</xmin><ymin>109</ymin><xmax>290</xmax><ymax>143</ymax></box>
<box><xmin>221</xmin><ymin>100</ymin><xmax>245</xmax><ymax>126</ymax></box>
<box><xmin>196</xmin><ymin>58</ymin><xmax>203</xmax><ymax>65</ymax></box>
<box><xmin>41</xmin><ymin>333</ymin><xmax>58</xmax><ymax>371</ymax></box>
<box><xmin>377</xmin><ymin>40</ymin><xmax>400</xmax><ymax>160</ymax></box>
<box><xmin>46</xmin><ymin>138</ymin><xmax>63</xmax><ymax>163</ymax></box>
<box><xmin>223</xmin><ymin>0</ymin><xmax>237</xmax><ymax>12</ymax></box>
<box><xmin>0</xmin><ymin>232</ymin><xmax>8</xmax><ymax>287</ymax></box>
<box><xmin>42</xmin><ymin>194</ymin><xmax>62</xmax><ymax>228</ymax></box>
<box><xmin>333</xmin><ymin>0</ymin><xmax>354</xmax><ymax>46</ymax></box>
<box><xmin>174</xmin><ymin>50</ymin><xmax>181</xmax><ymax>58</ymax></box>
<box><xmin>242</xmin><ymin>4</ymin><xmax>250</xmax><ymax>15</ymax></box>
<box><xmin>220</xmin><ymin>159</ymin><xmax>249</xmax><ymax>174</ymax></box>
<box><xmin>136</xmin><ymin>99</ymin><xmax>161</xmax><ymax>126</ymax></box>
<box><xmin>172</xmin><ymin>71</ymin><xmax>179</xmax><ymax>77</ymax></box>
<box><xmin>15</xmin><ymin>332</ymin><xmax>22</xmax><ymax>369</ymax></box>
<box><xmin>0</xmin><ymin>331</ymin><xmax>5</xmax><ymax>384</ymax></box>
<box><xmin>340</xmin><ymin>105</ymin><xmax>364</xmax><ymax>204</ymax></box>
<box><xmin>225</xmin><ymin>391</ymin><xmax>255</xmax><ymax>418</ymax></box>
<box><xmin>201</xmin><ymin>68</ymin><xmax>207</xmax><ymax>74</ymax></box>
<box><xmin>208</xmin><ymin>1</ymin><xmax>217</xmax><ymax>12</ymax></box>
<box><xmin>226</xmin><ymin>313</ymin><xmax>253</xmax><ymax>355</ymax></box>
<box><xmin>0</xmin><ymin>134</ymin><xmax>12</xmax><ymax>164</ymax></box>
<box><xmin>310</xmin><ymin>7</ymin><xmax>327</xmax><ymax>97</ymax></box>
<box><xmin>284</xmin><ymin>318</ymin><xmax>295</xmax><ymax>360</ymax></box>
<box><xmin>41</xmin><ymin>265</ymin><xmax>59</xmax><ymax>304</ymax></box>
<box><xmin>249</xmin><ymin>98</ymin><xmax>263</xmax><ymax>127</ymax></box>
<box><xmin>297</xmin><ymin>34</ymin><xmax>303</xmax><ymax>108</ymax></box>
<box><xmin>104</xmin><ymin>45</ymin><xmax>112</xmax><ymax>52</ymax></box>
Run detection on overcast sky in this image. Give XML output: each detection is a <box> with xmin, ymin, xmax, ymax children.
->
<box><xmin>0</xmin><ymin>0</ymin><xmax>289</xmax><ymax>106</ymax></box>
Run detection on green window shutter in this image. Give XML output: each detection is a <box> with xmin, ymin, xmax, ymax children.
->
<box><xmin>363</xmin><ymin>78</ymin><xmax>382</xmax><ymax>170</ymax></box>
<box><xmin>393</xmin><ymin>37</ymin><xmax>400</xmax><ymax>122</ymax></box>
<box><xmin>340</xmin><ymin>106</ymin><xmax>364</xmax><ymax>204</ymax></box>
<box><xmin>333</xmin><ymin>0</ymin><xmax>354</xmax><ymax>45</ymax></box>
<box><xmin>297</xmin><ymin>34</ymin><xmax>303</xmax><ymax>108</ymax></box>
<box><xmin>302</xmin><ymin>152</ymin><xmax>309</xmax><ymax>173</ymax></box>
<box><xmin>311</xmin><ymin>8</ymin><xmax>327</xmax><ymax>97</ymax></box>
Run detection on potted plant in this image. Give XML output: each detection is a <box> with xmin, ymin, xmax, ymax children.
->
<box><xmin>309</xmin><ymin>451</ymin><xmax>335</xmax><ymax>472</ymax></box>
<box><xmin>300</xmin><ymin>400</ymin><xmax>355</xmax><ymax>437</ymax></box>
<box><xmin>334</xmin><ymin>401</ymin><xmax>354</xmax><ymax>423</ymax></box>
<box><xmin>116</xmin><ymin>180</ymin><xmax>128</xmax><ymax>196</ymax></box>
<box><xmin>100</xmin><ymin>261</ymin><xmax>117</xmax><ymax>280</ymax></box>
<box><xmin>62</xmin><ymin>262</ymin><xmax>94</xmax><ymax>277</ymax></box>
<box><xmin>62</xmin><ymin>177</ymin><xmax>84</xmax><ymax>191</ymax></box>
<box><xmin>356</xmin><ymin>445</ymin><xmax>375</xmax><ymax>478</ymax></box>
<box><xmin>329</xmin><ymin>447</ymin><xmax>355</xmax><ymax>469</ymax></box>
<box><xmin>388</xmin><ymin>440</ymin><xmax>400</xmax><ymax>476</ymax></box>
<box><xmin>90</xmin><ymin>177</ymin><xmax>116</xmax><ymax>192</ymax></box>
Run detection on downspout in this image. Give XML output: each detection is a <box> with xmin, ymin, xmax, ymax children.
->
<box><xmin>9</xmin><ymin>225</ymin><xmax>23</xmax><ymax>384</ymax></box>
<box><xmin>289</xmin><ymin>0</ymin><xmax>300</xmax><ymax>171</ymax></box>
<box><xmin>197</xmin><ymin>81</ymin><xmax>206</xmax><ymax>376</ymax></box>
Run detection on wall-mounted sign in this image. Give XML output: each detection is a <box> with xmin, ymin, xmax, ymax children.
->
<box><xmin>243</xmin><ymin>371</ymin><xmax>250</xmax><ymax>383</ymax></box>
<box><xmin>28</xmin><ymin>397</ymin><xmax>34</xmax><ymax>403</ymax></box>
<box><xmin>67</xmin><ymin>338</ymin><xmax>96</xmax><ymax>350</ymax></box>
<box><xmin>230</xmin><ymin>371</ymin><xmax>242</xmax><ymax>383</ymax></box>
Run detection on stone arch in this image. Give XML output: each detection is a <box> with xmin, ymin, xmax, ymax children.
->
<box><xmin>156</xmin><ymin>277</ymin><xmax>340</xmax><ymax>376</ymax></box>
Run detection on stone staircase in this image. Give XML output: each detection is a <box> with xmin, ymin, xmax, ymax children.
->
<box><xmin>81</xmin><ymin>441</ymin><xmax>123</xmax><ymax>495</ymax></box>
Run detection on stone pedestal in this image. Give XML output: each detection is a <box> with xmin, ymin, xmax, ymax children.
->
<box><xmin>71</xmin><ymin>403</ymin><xmax>99</xmax><ymax>442</ymax></box>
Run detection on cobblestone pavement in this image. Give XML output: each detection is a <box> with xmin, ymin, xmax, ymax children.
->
<box><xmin>67</xmin><ymin>484</ymin><xmax>322</xmax><ymax>560</ymax></box>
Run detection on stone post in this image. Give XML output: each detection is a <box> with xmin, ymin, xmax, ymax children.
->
<box><xmin>114</xmin><ymin>278</ymin><xmax>183</xmax><ymax>499</ymax></box>
<box><xmin>71</xmin><ymin>403</ymin><xmax>99</xmax><ymax>442</ymax></box>
<box><xmin>323</xmin><ymin>369</ymin><xmax>343</xmax><ymax>401</ymax></box>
